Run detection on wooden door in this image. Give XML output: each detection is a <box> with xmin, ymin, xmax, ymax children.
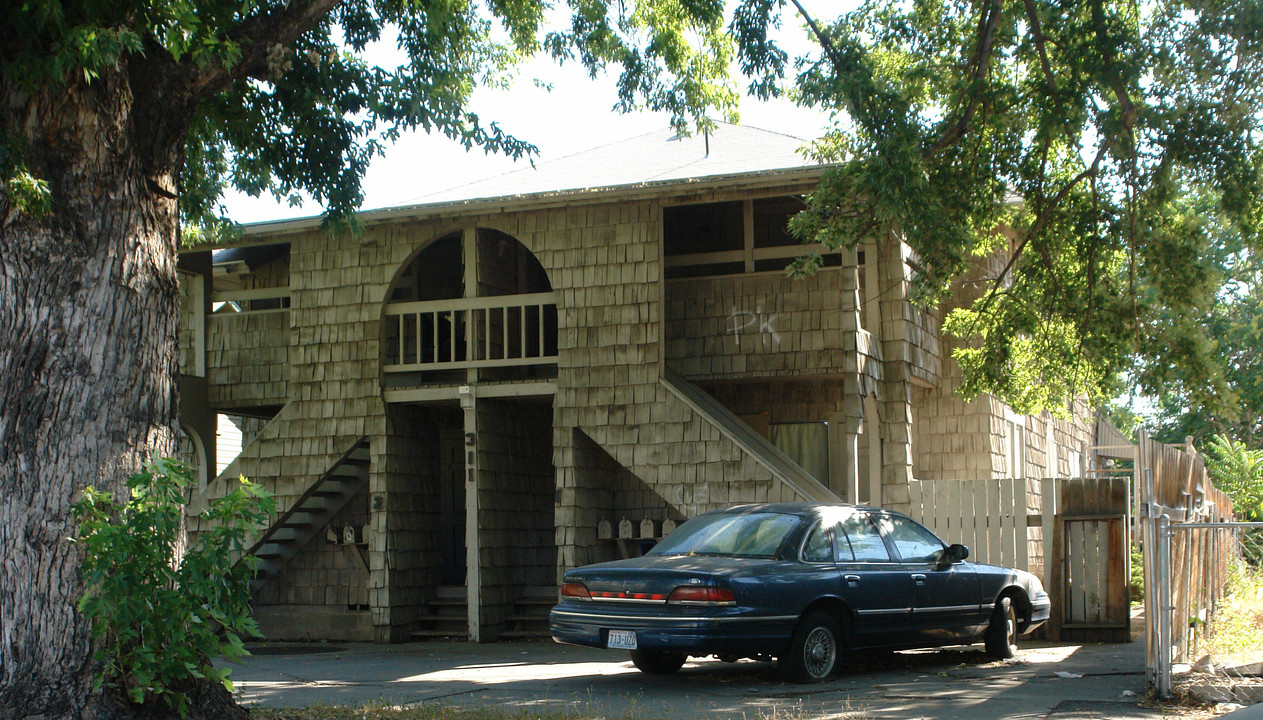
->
<box><xmin>438</xmin><ymin>428</ymin><xmax>466</xmax><ymax>585</ymax></box>
<box><xmin>1048</xmin><ymin>477</ymin><xmax>1131</xmax><ymax>642</ymax></box>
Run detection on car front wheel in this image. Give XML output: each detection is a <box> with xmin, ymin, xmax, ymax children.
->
<box><xmin>985</xmin><ymin>596</ymin><xmax>1019</xmax><ymax>659</ymax></box>
<box><xmin>780</xmin><ymin>610</ymin><xmax>841</xmax><ymax>683</ymax></box>
<box><xmin>629</xmin><ymin>649</ymin><xmax>687</xmax><ymax>674</ymax></box>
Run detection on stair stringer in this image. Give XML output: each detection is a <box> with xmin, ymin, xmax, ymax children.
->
<box><xmin>568</xmin><ymin>371</ymin><xmax>841</xmax><ymax>540</ymax></box>
<box><xmin>185</xmin><ymin>401</ymin><xmax>371</xmax><ymax>552</ymax></box>
<box><xmin>246</xmin><ymin>437</ymin><xmax>370</xmax><ymax>595</ymax></box>
<box><xmin>660</xmin><ymin>368</ymin><xmax>841</xmax><ymax>504</ymax></box>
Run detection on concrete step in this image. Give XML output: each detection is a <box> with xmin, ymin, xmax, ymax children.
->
<box><xmin>498</xmin><ymin>629</ymin><xmax>552</xmax><ymax>640</ymax></box>
<box><xmin>409</xmin><ymin>629</ymin><xmax>469</xmax><ymax>641</ymax></box>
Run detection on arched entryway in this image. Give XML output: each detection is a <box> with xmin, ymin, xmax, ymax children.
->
<box><xmin>378</xmin><ymin>227</ymin><xmax>558</xmax><ymax>642</ymax></box>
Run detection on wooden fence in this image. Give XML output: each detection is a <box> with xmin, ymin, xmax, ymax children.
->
<box><xmin>908</xmin><ymin>478</ymin><xmax>1040</xmax><ymax>573</ymax></box>
<box><xmin>909</xmin><ymin>475</ymin><xmax>1132</xmax><ymax>642</ymax></box>
<box><xmin>1049</xmin><ymin>476</ymin><xmax>1131</xmax><ymax>642</ymax></box>
<box><xmin>1137</xmin><ymin>430</ymin><xmax>1235</xmax><ymax>686</ymax></box>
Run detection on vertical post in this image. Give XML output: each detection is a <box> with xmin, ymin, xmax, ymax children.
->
<box><xmin>460</xmin><ymin>225</ymin><xmax>480</xmax><ymax>641</ymax></box>
<box><xmin>1157</xmin><ymin>513</ymin><xmax>1172</xmax><ymax>699</ymax></box>
<box><xmin>463</xmin><ymin>226</ymin><xmax>479</xmax><ymax>377</ymax></box>
<box><xmin>840</xmin><ymin>245</ymin><xmax>863</xmax><ymax>503</ymax></box>
<box><xmin>742</xmin><ymin>200</ymin><xmax>755</xmax><ymax>273</ymax></box>
<box><xmin>460</xmin><ymin>384</ymin><xmax>480</xmax><ymax>642</ymax></box>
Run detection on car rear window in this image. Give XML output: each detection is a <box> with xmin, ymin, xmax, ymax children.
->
<box><xmin>648</xmin><ymin>512</ymin><xmax>800</xmax><ymax>558</ymax></box>
<box><xmin>838</xmin><ymin>513</ymin><xmax>890</xmax><ymax>562</ymax></box>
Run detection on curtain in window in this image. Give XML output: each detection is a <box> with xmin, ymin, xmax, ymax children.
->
<box><xmin>770</xmin><ymin>422</ymin><xmax>830</xmax><ymax>483</ymax></box>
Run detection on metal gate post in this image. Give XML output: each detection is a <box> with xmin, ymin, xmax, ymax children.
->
<box><xmin>1156</xmin><ymin>513</ymin><xmax>1173</xmax><ymax>699</ymax></box>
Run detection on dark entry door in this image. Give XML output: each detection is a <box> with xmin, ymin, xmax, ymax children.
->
<box><xmin>438</xmin><ymin>428</ymin><xmax>466</xmax><ymax>585</ymax></box>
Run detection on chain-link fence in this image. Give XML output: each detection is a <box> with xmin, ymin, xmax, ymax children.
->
<box><xmin>1157</xmin><ymin>522</ymin><xmax>1263</xmax><ymax>702</ymax></box>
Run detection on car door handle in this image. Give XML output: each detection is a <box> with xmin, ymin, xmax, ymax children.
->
<box><xmin>911</xmin><ymin>573</ymin><xmax>927</xmax><ymax>586</ymax></box>
<box><xmin>844</xmin><ymin>574</ymin><xmax>860</xmax><ymax>587</ymax></box>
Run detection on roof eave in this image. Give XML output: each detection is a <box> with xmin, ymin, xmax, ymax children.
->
<box><xmin>192</xmin><ymin>165</ymin><xmax>830</xmax><ymax>248</ymax></box>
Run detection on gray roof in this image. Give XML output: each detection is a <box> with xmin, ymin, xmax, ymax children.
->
<box><xmin>233</xmin><ymin>122</ymin><xmax>824</xmax><ymax>238</ymax></box>
<box><xmin>405</xmin><ymin>122</ymin><xmax>818</xmax><ymax>206</ymax></box>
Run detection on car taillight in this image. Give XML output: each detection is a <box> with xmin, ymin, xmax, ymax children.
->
<box><xmin>666</xmin><ymin>586</ymin><xmax>736</xmax><ymax>606</ymax></box>
<box><xmin>560</xmin><ymin>582</ymin><xmax>591</xmax><ymax>600</ymax></box>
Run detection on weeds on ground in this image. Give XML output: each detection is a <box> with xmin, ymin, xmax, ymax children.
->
<box><xmin>1203</xmin><ymin>560</ymin><xmax>1263</xmax><ymax>666</ymax></box>
<box><xmin>253</xmin><ymin>705</ymin><xmax>589</xmax><ymax>720</ymax></box>
<box><xmin>252</xmin><ymin>699</ymin><xmax>867</xmax><ymax>720</ymax></box>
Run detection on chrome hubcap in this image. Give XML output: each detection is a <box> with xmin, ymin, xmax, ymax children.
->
<box><xmin>803</xmin><ymin>627</ymin><xmax>836</xmax><ymax>678</ymax></box>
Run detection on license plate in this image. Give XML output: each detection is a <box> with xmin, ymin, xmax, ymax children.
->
<box><xmin>607</xmin><ymin>629</ymin><xmax>637</xmax><ymax>649</ymax></box>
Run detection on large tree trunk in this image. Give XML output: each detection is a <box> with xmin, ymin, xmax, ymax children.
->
<box><xmin>0</xmin><ymin>60</ymin><xmax>185</xmax><ymax>719</ymax></box>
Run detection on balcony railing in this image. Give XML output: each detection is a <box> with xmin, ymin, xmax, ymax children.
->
<box><xmin>382</xmin><ymin>292</ymin><xmax>558</xmax><ymax>372</ymax></box>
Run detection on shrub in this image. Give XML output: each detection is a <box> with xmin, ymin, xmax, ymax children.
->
<box><xmin>71</xmin><ymin>457</ymin><xmax>275</xmax><ymax>716</ymax></box>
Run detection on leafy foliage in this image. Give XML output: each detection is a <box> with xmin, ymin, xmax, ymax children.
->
<box><xmin>758</xmin><ymin>0</ymin><xmax>1263</xmax><ymax>414</ymax></box>
<box><xmin>1145</xmin><ymin>220</ymin><xmax>1263</xmax><ymax>447</ymax></box>
<box><xmin>1</xmin><ymin>0</ymin><xmax>743</xmax><ymax>232</ymax></box>
<box><xmin>1204</xmin><ymin>435</ymin><xmax>1263</xmax><ymax>521</ymax></box>
<box><xmin>71</xmin><ymin>458</ymin><xmax>275</xmax><ymax>716</ymax></box>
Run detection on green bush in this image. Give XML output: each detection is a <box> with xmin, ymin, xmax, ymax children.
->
<box><xmin>1131</xmin><ymin>544</ymin><xmax>1145</xmax><ymax>603</ymax></box>
<box><xmin>71</xmin><ymin>457</ymin><xmax>275</xmax><ymax>716</ymax></box>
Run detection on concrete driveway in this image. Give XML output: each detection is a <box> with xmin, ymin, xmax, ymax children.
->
<box><xmin>222</xmin><ymin>637</ymin><xmax>1182</xmax><ymax>719</ymax></box>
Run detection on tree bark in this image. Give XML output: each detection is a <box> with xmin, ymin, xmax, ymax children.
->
<box><xmin>0</xmin><ymin>58</ymin><xmax>185</xmax><ymax>719</ymax></box>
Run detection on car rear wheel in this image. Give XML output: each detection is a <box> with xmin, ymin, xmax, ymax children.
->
<box><xmin>779</xmin><ymin>610</ymin><xmax>841</xmax><ymax>683</ymax></box>
<box><xmin>985</xmin><ymin>596</ymin><xmax>1018</xmax><ymax>659</ymax></box>
<box><xmin>629</xmin><ymin>649</ymin><xmax>687</xmax><ymax>674</ymax></box>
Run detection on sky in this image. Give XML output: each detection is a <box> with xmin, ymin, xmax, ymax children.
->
<box><xmin>222</xmin><ymin>4</ymin><xmax>840</xmax><ymax>225</ymax></box>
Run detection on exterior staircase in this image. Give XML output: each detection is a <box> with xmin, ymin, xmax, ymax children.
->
<box><xmin>660</xmin><ymin>368</ymin><xmax>841</xmax><ymax>504</ymax></box>
<box><xmin>498</xmin><ymin>587</ymin><xmax>558</xmax><ymax>640</ymax></box>
<box><xmin>246</xmin><ymin>437</ymin><xmax>371</xmax><ymax>595</ymax></box>
<box><xmin>410</xmin><ymin>585</ymin><xmax>469</xmax><ymax>640</ymax></box>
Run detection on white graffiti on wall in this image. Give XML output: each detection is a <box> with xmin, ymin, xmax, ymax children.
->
<box><xmin>728</xmin><ymin>305</ymin><xmax>781</xmax><ymax>347</ymax></box>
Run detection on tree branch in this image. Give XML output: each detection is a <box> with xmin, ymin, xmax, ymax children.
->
<box><xmin>965</xmin><ymin>143</ymin><xmax>1111</xmax><ymax>332</ymax></box>
<box><xmin>928</xmin><ymin>0</ymin><xmax>1003</xmax><ymax>156</ymax></box>
<box><xmin>185</xmin><ymin>0</ymin><xmax>344</xmax><ymax>101</ymax></box>
<box><xmin>1021</xmin><ymin>0</ymin><xmax>1058</xmax><ymax>97</ymax></box>
<box><xmin>788</xmin><ymin>0</ymin><xmax>848</xmax><ymax>85</ymax></box>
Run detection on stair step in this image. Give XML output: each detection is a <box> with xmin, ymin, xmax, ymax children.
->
<box><xmin>267</xmin><ymin>528</ymin><xmax>299</xmax><ymax>542</ymax></box>
<box><xmin>282</xmin><ymin>511</ymin><xmax>320</xmax><ymax>527</ymax></box>
<box><xmin>409</xmin><ymin>629</ymin><xmax>469</xmax><ymax>640</ymax></box>
<box><xmin>515</xmin><ymin>597</ymin><xmax>558</xmax><ymax>607</ymax></box>
<box><xmin>255</xmin><ymin>543</ymin><xmax>285</xmax><ymax>558</ymax></box>
<box><xmin>318</xmin><ymin>477</ymin><xmax>363</xmax><ymax>492</ymax></box>
<box><xmin>429</xmin><ymin>598</ymin><xmax>467</xmax><ymax>608</ymax></box>
<box><xmin>498</xmin><ymin>630</ymin><xmax>552</xmax><ymax>640</ymax></box>
<box><xmin>435</xmin><ymin>586</ymin><xmax>467</xmax><ymax>600</ymax></box>
<box><xmin>300</xmin><ymin>496</ymin><xmax>333</xmax><ymax>511</ymax></box>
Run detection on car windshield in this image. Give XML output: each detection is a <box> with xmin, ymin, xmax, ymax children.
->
<box><xmin>648</xmin><ymin>512</ymin><xmax>800</xmax><ymax>558</ymax></box>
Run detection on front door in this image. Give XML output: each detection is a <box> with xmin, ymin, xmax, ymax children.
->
<box><xmin>438</xmin><ymin>428</ymin><xmax>466</xmax><ymax>585</ymax></box>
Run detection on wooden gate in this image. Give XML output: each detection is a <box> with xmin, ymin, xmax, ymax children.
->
<box><xmin>1047</xmin><ymin>477</ymin><xmax>1131</xmax><ymax>642</ymax></box>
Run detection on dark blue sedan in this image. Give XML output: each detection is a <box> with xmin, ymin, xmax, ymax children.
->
<box><xmin>550</xmin><ymin>503</ymin><xmax>1051</xmax><ymax>682</ymax></box>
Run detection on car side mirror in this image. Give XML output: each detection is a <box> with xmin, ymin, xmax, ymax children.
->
<box><xmin>937</xmin><ymin>543</ymin><xmax>969</xmax><ymax>569</ymax></box>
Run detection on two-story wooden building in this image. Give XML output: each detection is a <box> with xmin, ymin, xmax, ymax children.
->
<box><xmin>177</xmin><ymin>123</ymin><xmax>1095</xmax><ymax>643</ymax></box>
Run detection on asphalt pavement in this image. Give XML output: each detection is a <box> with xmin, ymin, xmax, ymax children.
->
<box><xmin>220</xmin><ymin>634</ymin><xmax>1196</xmax><ymax>719</ymax></box>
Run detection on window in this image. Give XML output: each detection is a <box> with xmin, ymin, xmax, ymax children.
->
<box><xmin>802</xmin><ymin>521</ymin><xmax>834</xmax><ymax>563</ymax></box>
<box><xmin>769</xmin><ymin>422</ymin><xmax>829</xmax><ymax>483</ymax></box>
<box><xmin>1004</xmin><ymin>409</ymin><xmax>1026</xmax><ymax>479</ymax></box>
<box><xmin>1046</xmin><ymin>416</ymin><xmax>1059</xmax><ymax>478</ymax></box>
<box><xmin>882</xmin><ymin>515</ymin><xmax>945</xmax><ymax>563</ymax></box>
<box><xmin>663</xmin><ymin>196</ymin><xmax>841</xmax><ymax>278</ymax></box>
<box><xmin>838</xmin><ymin>513</ymin><xmax>890</xmax><ymax>562</ymax></box>
<box><xmin>648</xmin><ymin>511</ymin><xmax>799</xmax><ymax>558</ymax></box>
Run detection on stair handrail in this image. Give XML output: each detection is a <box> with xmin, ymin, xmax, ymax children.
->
<box><xmin>660</xmin><ymin>367</ymin><xmax>841</xmax><ymax>504</ymax></box>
